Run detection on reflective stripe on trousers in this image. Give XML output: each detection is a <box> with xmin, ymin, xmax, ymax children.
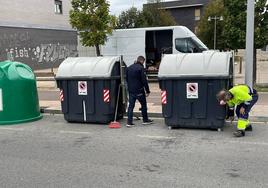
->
<box><xmin>237</xmin><ymin>119</ymin><xmax>250</xmax><ymax>130</ymax></box>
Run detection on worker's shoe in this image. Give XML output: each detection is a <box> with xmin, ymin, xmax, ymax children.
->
<box><xmin>233</xmin><ymin>130</ymin><xmax>245</xmax><ymax>137</ymax></box>
<box><xmin>245</xmin><ymin>124</ymin><xmax>253</xmax><ymax>131</ymax></box>
<box><xmin>126</xmin><ymin>123</ymin><xmax>135</xmax><ymax>128</ymax></box>
<box><xmin>142</xmin><ymin>119</ymin><xmax>154</xmax><ymax>125</ymax></box>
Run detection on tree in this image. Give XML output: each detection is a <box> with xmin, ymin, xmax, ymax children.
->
<box><xmin>223</xmin><ymin>0</ymin><xmax>268</xmax><ymax>84</ymax></box>
<box><xmin>117</xmin><ymin>7</ymin><xmax>144</xmax><ymax>29</ymax></box>
<box><xmin>197</xmin><ymin>0</ymin><xmax>268</xmax><ymax>84</ymax></box>
<box><xmin>116</xmin><ymin>0</ymin><xmax>176</xmax><ymax>29</ymax></box>
<box><xmin>197</xmin><ymin>0</ymin><xmax>226</xmax><ymax>50</ymax></box>
<box><xmin>69</xmin><ymin>0</ymin><xmax>116</xmax><ymax>56</ymax></box>
<box><xmin>142</xmin><ymin>0</ymin><xmax>176</xmax><ymax>27</ymax></box>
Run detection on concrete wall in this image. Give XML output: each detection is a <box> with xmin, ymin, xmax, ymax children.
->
<box><xmin>144</xmin><ymin>0</ymin><xmax>211</xmax><ymax>33</ymax></box>
<box><xmin>0</xmin><ymin>0</ymin><xmax>78</xmax><ymax>70</ymax></box>
<box><xmin>0</xmin><ymin>26</ymin><xmax>78</xmax><ymax>70</ymax></box>
<box><xmin>168</xmin><ymin>7</ymin><xmax>201</xmax><ymax>32</ymax></box>
<box><xmin>0</xmin><ymin>0</ymin><xmax>72</xmax><ymax>29</ymax></box>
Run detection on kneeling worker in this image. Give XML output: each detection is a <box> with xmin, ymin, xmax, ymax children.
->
<box><xmin>217</xmin><ymin>85</ymin><xmax>259</xmax><ymax>137</ymax></box>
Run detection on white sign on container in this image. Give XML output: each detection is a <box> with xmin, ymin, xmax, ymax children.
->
<box><xmin>78</xmin><ymin>81</ymin><xmax>88</xmax><ymax>95</ymax></box>
<box><xmin>186</xmin><ymin>83</ymin><xmax>198</xmax><ymax>99</ymax></box>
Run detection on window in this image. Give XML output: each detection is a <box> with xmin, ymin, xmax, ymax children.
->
<box><xmin>55</xmin><ymin>0</ymin><xmax>63</xmax><ymax>14</ymax></box>
<box><xmin>195</xmin><ymin>9</ymin><xmax>201</xmax><ymax>21</ymax></box>
<box><xmin>175</xmin><ymin>38</ymin><xmax>207</xmax><ymax>53</ymax></box>
<box><xmin>175</xmin><ymin>38</ymin><xmax>188</xmax><ymax>53</ymax></box>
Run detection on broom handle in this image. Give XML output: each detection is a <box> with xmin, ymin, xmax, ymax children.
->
<box><xmin>114</xmin><ymin>84</ymin><xmax>121</xmax><ymax>122</ymax></box>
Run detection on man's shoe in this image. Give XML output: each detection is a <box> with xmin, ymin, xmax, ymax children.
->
<box><xmin>126</xmin><ymin>123</ymin><xmax>135</xmax><ymax>128</ymax></box>
<box><xmin>233</xmin><ymin>130</ymin><xmax>245</xmax><ymax>137</ymax></box>
<box><xmin>245</xmin><ymin>124</ymin><xmax>253</xmax><ymax>131</ymax></box>
<box><xmin>142</xmin><ymin>119</ymin><xmax>154</xmax><ymax>125</ymax></box>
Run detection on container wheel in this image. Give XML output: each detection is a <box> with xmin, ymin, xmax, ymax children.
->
<box><xmin>217</xmin><ymin>128</ymin><xmax>223</xmax><ymax>132</ymax></box>
<box><xmin>168</xmin><ymin>126</ymin><xmax>173</xmax><ymax>130</ymax></box>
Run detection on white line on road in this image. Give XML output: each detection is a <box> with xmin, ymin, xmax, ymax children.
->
<box><xmin>0</xmin><ymin>127</ymin><xmax>25</xmax><ymax>131</ymax></box>
<box><xmin>137</xmin><ymin>135</ymin><xmax>176</xmax><ymax>139</ymax></box>
<box><xmin>59</xmin><ymin>130</ymin><xmax>92</xmax><ymax>135</ymax></box>
<box><xmin>226</xmin><ymin>121</ymin><xmax>268</xmax><ymax>124</ymax></box>
<box><xmin>227</xmin><ymin>140</ymin><xmax>268</xmax><ymax>146</ymax></box>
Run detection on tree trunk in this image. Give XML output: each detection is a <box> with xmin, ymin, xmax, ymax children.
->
<box><xmin>253</xmin><ymin>48</ymin><xmax>257</xmax><ymax>85</ymax></box>
<box><xmin>95</xmin><ymin>44</ymin><xmax>101</xmax><ymax>56</ymax></box>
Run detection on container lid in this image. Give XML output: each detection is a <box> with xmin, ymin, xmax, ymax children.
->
<box><xmin>56</xmin><ymin>56</ymin><xmax>120</xmax><ymax>79</ymax></box>
<box><xmin>158</xmin><ymin>51</ymin><xmax>232</xmax><ymax>78</ymax></box>
<box><xmin>0</xmin><ymin>61</ymin><xmax>35</xmax><ymax>80</ymax></box>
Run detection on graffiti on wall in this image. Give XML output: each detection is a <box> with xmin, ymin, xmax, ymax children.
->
<box><xmin>5</xmin><ymin>43</ymin><xmax>78</xmax><ymax>63</ymax></box>
<box><xmin>0</xmin><ymin>27</ymin><xmax>78</xmax><ymax>70</ymax></box>
<box><xmin>0</xmin><ymin>31</ymin><xmax>30</xmax><ymax>47</ymax></box>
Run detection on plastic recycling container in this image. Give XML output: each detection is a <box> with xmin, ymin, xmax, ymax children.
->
<box><xmin>0</xmin><ymin>61</ymin><xmax>42</xmax><ymax>125</ymax></box>
<box><xmin>55</xmin><ymin>57</ymin><xmax>125</xmax><ymax>124</ymax></box>
<box><xmin>158</xmin><ymin>51</ymin><xmax>233</xmax><ymax>130</ymax></box>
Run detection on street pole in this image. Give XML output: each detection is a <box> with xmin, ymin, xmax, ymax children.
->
<box><xmin>245</xmin><ymin>0</ymin><xmax>255</xmax><ymax>88</ymax></box>
<box><xmin>214</xmin><ymin>18</ymin><xmax>217</xmax><ymax>50</ymax></box>
<box><xmin>208</xmin><ymin>16</ymin><xmax>223</xmax><ymax>50</ymax></box>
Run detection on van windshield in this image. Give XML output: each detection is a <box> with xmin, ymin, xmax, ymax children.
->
<box><xmin>175</xmin><ymin>37</ymin><xmax>208</xmax><ymax>53</ymax></box>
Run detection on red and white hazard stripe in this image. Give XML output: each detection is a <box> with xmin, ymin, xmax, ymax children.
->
<box><xmin>60</xmin><ymin>89</ymin><xmax>64</xmax><ymax>102</ymax></box>
<box><xmin>103</xmin><ymin>89</ymin><xmax>110</xmax><ymax>103</ymax></box>
<box><xmin>161</xmin><ymin>90</ymin><xmax>167</xmax><ymax>105</ymax></box>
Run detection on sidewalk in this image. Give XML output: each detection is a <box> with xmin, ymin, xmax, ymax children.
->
<box><xmin>38</xmin><ymin>81</ymin><xmax>268</xmax><ymax>122</ymax></box>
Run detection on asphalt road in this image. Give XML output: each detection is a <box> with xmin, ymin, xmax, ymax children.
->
<box><xmin>0</xmin><ymin>115</ymin><xmax>268</xmax><ymax>188</ymax></box>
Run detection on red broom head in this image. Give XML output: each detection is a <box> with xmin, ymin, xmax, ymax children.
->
<box><xmin>109</xmin><ymin>121</ymin><xmax>121</xmax><ymax>129</ymax></box>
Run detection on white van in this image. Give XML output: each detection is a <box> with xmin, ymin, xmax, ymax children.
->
<box><xmin>102</xmin><ymin>26</ymin><xmax>208</xmax><ymax>74</ymax></box>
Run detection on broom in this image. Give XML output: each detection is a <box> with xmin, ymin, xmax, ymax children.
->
<box><xmin>109</xmin><ymin>84</ymin><xmax>121</xmax><ymax>129</ymax></box>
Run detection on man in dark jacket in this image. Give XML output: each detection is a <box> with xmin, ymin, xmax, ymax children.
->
<box><xmin>126</xmin><ymin>56</ymin><xmax>153</xmax><ymax>127</ymax></box>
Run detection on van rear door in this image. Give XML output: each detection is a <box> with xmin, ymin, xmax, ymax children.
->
<box><xmin>145</xmin><ymin>29</ymin><xmax>173</xmax><ymax>73</ymax></box>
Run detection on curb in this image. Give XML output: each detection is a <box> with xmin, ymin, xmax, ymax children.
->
<box><xmin>40</xmin><ymin>107</ymin><xmax>268</xmax><ymax>123</ymax></box>
<box><xmin>40</xmin><ymin>108</ymin><xmax>62</xmax><ymax>114</ymax></box>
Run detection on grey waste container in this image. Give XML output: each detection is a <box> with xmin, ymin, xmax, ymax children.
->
<box><xmin>158</xmin><ymin>51</ymin><xmax>233</xmax><ymax>130</ymax></box>
<box><xmin>55</xmin><ymin>57</ymin><xmax>126</xmax><ymax>124</ymax></box>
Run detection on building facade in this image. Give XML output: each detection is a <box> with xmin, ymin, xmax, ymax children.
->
<box><xmin>145</xmin><ymin>0</ymin><xmax>211</xmax><ymax>33</ymax></box>
<box><xmin>0</xmin><ymin>0</ymin><xmax>78</xmax><ymax>70</ymax></box>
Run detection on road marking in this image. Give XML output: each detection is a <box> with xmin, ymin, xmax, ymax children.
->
<box><xmin>226</xmin><ymin>120</ymin><xmax>268</xmax><ymax>124</ymax></box>
<box><xmin>0</xmin><ymin>127</ymin><xmax>25</xmax><ymax>131</ymax></box>
<box><xmin>227</xmin><ymin>140</ymin><xmax>268</xmax><ymax>146</ymax></box>
<box><xmin>59</xmin><ymin>130</ymin><xmax>91</xmax><ymax>135</ymax></box>
<box><xmin>250</xmin><ymin>121</ymin><xmax>268</xmax><ymax>124</ymax></box>
<box><xmin>137</xmin><ymin>135</ymin><xmax>176</xmax><ymax>139</ymax></box>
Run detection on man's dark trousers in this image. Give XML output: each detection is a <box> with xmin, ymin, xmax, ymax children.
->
<box><xmin>127</xmin><ymin>92</ymin><xmax>149</xmax><ymax>124</ymax></box>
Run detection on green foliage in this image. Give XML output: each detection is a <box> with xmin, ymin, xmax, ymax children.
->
<box><xmin>116</xmin><ymin>0</ymin><xmax>176</xmax><ymax>29</ymax></box>
<box><xmin>116</xmin><ymin>7</ymin><xmax>144</xmax><ymax>29</ymax></box>
<box><xmin>69</xmin><ymin>0</ymin><xmax>116</xmax><ymax>55</ymax></box>
<box><xmin>251</xmin><ymin>0</ymin><xmax>268</xmax><ymax>48</ymax></box>
<box><xmin>197</xmin><ymin>0</ymin><xmax>225</xmax><ymax>49</ymax></box>
<box><xmin>142</xmin><ymin>0</ymin><xmax>176</xmax><ymax>27</ymax></box>
<box><xmin>197</xmin><ymin>0</ymin><xmax>268</xmax><ymax>50</ymax></box>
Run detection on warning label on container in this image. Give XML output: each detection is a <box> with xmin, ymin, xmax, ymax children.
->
<box><xmin>78</xmin><ymin>81</ymin><xmax>87</xmax><ymax>95</ymax></box>
<box><xmin>0</xmin><ymin>89</ymin><xmax>3</xmax><ymax>111</ymax></box>
<box><xmin>186</xmin><ymin>83</ymin><xmax>198</xmax><ymax>99</ymax></box>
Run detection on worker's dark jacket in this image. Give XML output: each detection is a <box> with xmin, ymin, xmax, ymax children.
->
<box><xmin>126</xmin><ymin>62</ymin><xmax>150</xmax><ymax>94</ymax></box>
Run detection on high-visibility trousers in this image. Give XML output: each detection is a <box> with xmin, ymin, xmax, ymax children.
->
<box><xmin>236</xmin><ymin>89</ymin><xmax>258</xmax><ymax>130</ymax></box>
